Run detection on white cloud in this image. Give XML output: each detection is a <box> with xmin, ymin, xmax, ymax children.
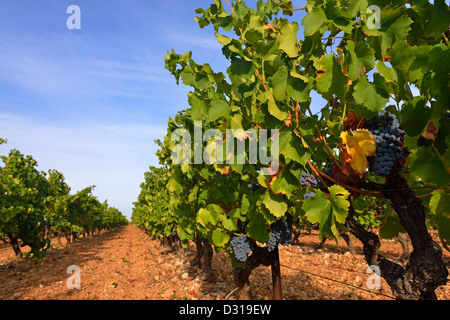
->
<box><xmin>0</xmin><ymin>113</ymin><xmax>167</xmax><ymax>219</ymax></box>
<box><xmin>0</xmin><ymin>34</ymin><xmax>171</xmax><ymax>100</ymax></box>
<box><xmin>165</xmin><ymin>30</ymin><xmax>222</xmax><ymax>50</ymax></box>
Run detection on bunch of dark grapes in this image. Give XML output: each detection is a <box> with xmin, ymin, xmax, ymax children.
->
<box><xmin>170</xmin><ymin>226</ymin><xmax>177</xmax><ymax>237</ymax></box>
<box><xmin>316</xmin><ymin>163</ymin><xmax>336</xmax><ymax>191</ymax></box>
<box><xmin>303</xmin><ymin>192</ymin><xmax>315</xmax><ymax>200</ymax></box>
<box><xmin>266</xmin><ymin>229</ymin><xmax>280</xmax><ymax>252</ymax></box>
<box><xmin>247</xmin><ymin>183</ymin><xmax>259</xmax><ymax>191</ymax></box>
<box><xmin>366</xmin><ymin>111</ymin><xmax>409</xmax><ymax>177</ymax></box>
<box><xmin>230</xmin><ymin>234</ymin><xmax>253</xmax><ymax>262</ymax></box>
<box><xmin>266</xmin><ymin>215</ymin><xmax>293</xmax><ymax>252</ymax></box>
<box><xmin>300</xmin><ymin>172</ymin><xmax>317</xmax><ymax>187</ymax></box>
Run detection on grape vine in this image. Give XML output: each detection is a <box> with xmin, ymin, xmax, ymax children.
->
<box><xmin>366</xmin><ymin>112</ymin><xmax>409</xmax><ymax>177</ymax></box>
<box><xmin>134</xmin><ymin>0</ymin><xmax>450</xmax><ymax>300</ymax></box>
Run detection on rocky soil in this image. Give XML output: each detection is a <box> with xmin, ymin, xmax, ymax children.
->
<box><xmin>0</xmin><ymin>224</ymin><xmax>448</xmax><ymax>300</ymax></box>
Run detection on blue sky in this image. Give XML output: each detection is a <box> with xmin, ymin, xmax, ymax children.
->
<box><xmin>0</xmin><ymin>0</ymin><xmax>313</xmax><ymax>219</ymax></box>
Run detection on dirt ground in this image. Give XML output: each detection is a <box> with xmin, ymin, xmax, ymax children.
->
<box><xmin>0</xmin><ymin>224</ymin><xmax>448</xmax><ymax>300</ymax></box>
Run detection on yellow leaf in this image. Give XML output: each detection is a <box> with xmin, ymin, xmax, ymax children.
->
<box><xmin>340</xmin><ymin>129</ymin><xmax>376</xmax><ymax>176</ymax></box>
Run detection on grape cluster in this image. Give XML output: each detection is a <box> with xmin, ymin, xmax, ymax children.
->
<box><xmin>300</xmin><ymin>172</ymin><xmax>317</xmax><ymax>187</ymax></box>
<box><xmin>266</xmin><ymin>229</ymin><xmax>281</xmax><ymax>252</ymax></box>
<box><xmin>230</xmin><ymin>234</ymin><xmax>253</xmax><ymax>262</ymax></box>
<box><xmin>316</xmin><ymin>163</ymin><xmax>335</xmax><ymax>191</ymax></box>
<box><xmin>247</xmin><ymin>183</ymin><xmax>259</xmax><ymax>191</ymax></box>
<box><xmin>366</xmin><ymin>111</ymin><xmax>409</xmax><ymax>177</ymax></box>
<box><xmin>266</xmin><ymin>216</ymin><xmax>293</xmax><ymax>252</ymax></box>
<box><xmin>303</xmin><ymin>192</ymin><xmax>315</xmax><ymax>200</ymax></box>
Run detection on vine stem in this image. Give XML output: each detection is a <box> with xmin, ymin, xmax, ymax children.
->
<box><xmin>417</xmin><ymin>193</ymin><xmax>433</xmax><ymax>199</ymax></box>
<box><xmin>225</xmin><ymin>0</ymin><xmax>234</xmax><ymax>16</ymax></box>
<box><xmin>307</xmin><ymin>104</ymin><xmax>361</xmax><ymax>186</ymax></box>
<box><xmin>313</xmin><ymin>124</ymin><xmax>344</xmax><ymax>173</ymax></box>
<box><xmin>307</xmin><ymin>160</ymin><xmax>329</xmax><ymax>189</ymax></box>
<box><xmin>255</xmin><ymin>69</ymin><xmax>268</xmax><ymax>91</ymax></box>
<box><xmin>251</xmin><ymin>121</ymin><xmax>263</xmax><ymax>130</ymax></box>
<box><xmin>442</xmin><ymin>32</ymin><xmax>449</xmax><ymax>45</ymax></box>
<box><xmin>316</xmin><ymin>169</ymin><xmax>384</xmax><ymax>198</ymax></box>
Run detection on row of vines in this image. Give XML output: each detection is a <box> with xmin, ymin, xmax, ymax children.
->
<box><xmin>133</xmin><ymin>0</ymin><xmax>449</xmax><ymax>300</ymax></box>
<box><xmin>0</xmin><ymin>139</ymin><xmax>128</xmax><ymax>260</ymax></box>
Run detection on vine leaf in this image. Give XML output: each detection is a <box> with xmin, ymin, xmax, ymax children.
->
<box><xmin>212</xmin><ymin>229</ymin><xmax>230</xmax><ymax>247</ymax></box>
<box><xmin>279</xmin><ymin>22</ymin><xmax>300</xmax><ymax>58</ymax></box>
<box><xmin>429</xmin><ymin>190</ymin><xmax>450</xmax><ymax>249</ymax></box>
<box><xmin>262</xmin><ymin>190</ymin><xmax>288</xmax><ymax>218</ymax></box>
<box><xmin>422</xmin><ymin>121</ymin><xmax>439</xmax><ymax>142</ymax></box>
<box><xmin>188</xmin><ymin>92</ymin><xmax>208</xmax><ymax>120</ymax></box>
<box><xmin>271</xmin><ymin>66</ymin><xmax>289</xmax><ymax>102</ymax></box>
<box><xmin>315</xmin><ymin>54</ymin><xmax>348</xmax><ymax>100</ymax></box>
<box><xmin>209</xmin><ymin>99</ymin><xmax>231</xmax><ymax>121</ymax></box>
<box><xmin>343</xmin><ymin>109</ymin><xmax>365</xmax><ymax>131</ymax></box>
<box><xmin>269</xmin><ymin>165</ymin><xmax>301</xmax><ymax>195</ymax></box>
<box><xmin>302</xmin><ymin>186</ymin><xmax>350</xmax><ymax>241</ymax></box>
<box><xmin>407</xmin><ymin>145</ymin><xmax>450</xmax><ymax>186</ymax></box>
<box><xmin>301</xmin><ymin>6</ymin><xmax>327</xmax><ymax>36</ymax></box>
<box><xmin>279</xmin><ymin>131</ymin><xmax>311</xmax><ymax>166</ymax></box>
<box><xmin>246</xmin><ymin>209</ymin><xmax>270</xmax><ymax>243</ymax></box>
<box><xmin>265</xmin><ymin>88</ymin><xmax>289</xmax><ymax>121</ymax></box>
<box><xmin>379</xmin><ymin>212</ymin><xmax>405</xmax><ymax>239</ymax></box>
<box><xmin>400</xmin><ymin>96</ymin><xmax>431</xmax><ymax>137</ymax></box>
<box><xmin>352</xmin><ymin>74</ymin><xmax>389</xmax><ymax>111</ymax></box>
<box><xmin>345</xmin><ymin>40</ymin><xmax>375</xmax><ymax>81</ymax></box>
<box><xmin>340</xmin><ymin>129</ymin><xmax>376</xmax><ymax>176</ymax></box>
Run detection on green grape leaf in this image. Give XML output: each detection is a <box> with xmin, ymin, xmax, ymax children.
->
<box><xmin>379</xmin><ymin>11</ymin><xmax>413</xmax><ymax>55</ymax></box>
<box><xmin>222</xmin><ymin>217</ymin><xmax>237</xmax><ymax>232</ymax></box>
<box><xmin>228</xmin><ymin>57</ymin><xmax>254</xmax><ymax>84</ymax></box>
<box><xmin>279</xmin><ymin>131</ymin><xmax>311</xmax><ymax>166</ymax></box>
<box><xmin>188</xmin><ymin>92</ymin><xmax>208</xmax><ymax>120</ymax></box>
<box><xmin>323</xmin><ymin>1</ymin><xmax>353</xmax><ymax>34</ymax></box>
<box><xmin>348</xmin><ymin>0</ymin><xmax>368</xmax><ymax>17</ymax></box>
<box><xmin>429</xmin><ymin>190</ymin><xmax>450</xmax><ymax>217</ymax></box>
<box><xmin>376</xmin><ymin>60</ymin><xmax>398</xmax><ymax>83</ymax></box>
<box><xmin>302</xmin><ymin>186</ymin><xmax>350</xmax><ymax>240</ymax></box>
<box><xmin>197</xmin><ymin>207</ymin><xmax>218</xmax><ymax>227</ymax></box>
<box><xmin>271</xmin><ymin>66</ymin><xmax>289</xmax><ymax>102</ymax></box>
<box><xmin>353</xmin><ymin>74</ymin><xmax>389</xmax><ymax>111</ymax></box>
<box><xmin>407</xmin><ymin>146</ymin><xmax>450</xmax><ymax>186</ymax></box>
<box><xmin>287</xmin><ymin>76</ymin><xmax>311</xmax><ymax>103</ymax></box>
<box><xmin>429</xmin><ymin>189</ymin><xmax>450</xmax><ymax>248</ymax></box>
<box><xmin>262</xmin><ymin>190</ymin><xmax>288</xmax><ymax>218</ymax></box>
<box><xmin>302</xmin><ymin>6</ymin><xmax>327</xmax><ymax>36</ymax></box>
<box><xmin>215</xmin><ymin>33</ymin><xmax>233</xmax><ymax>46</ymax></box>
<box><xmin>346</xmin><ymin>40</ymin><xmax>375</xmax><ymax>81</ymax></box>
<box><xmin>423</xmin><ymin>0</ymin><xmax>450</xmax><ymax>38</ymax></box>
<box><xmin>400</xmin><ymin>96</ymin><xmax>431</xmax><ymax>137</ymax></box>
<box><xmin>379</xmin><ymin>213</ymin><xmax>405</xmax><ymax>239</ymax></box>
<box><xmin>279</xmin><ymin>22</ymin><xmax>299</xmax><ymax>58</ymax></box>
<box><xmin>270</xmin><ymin>165</ymin><xmax>301</xmax><ymax>195</ymax></box>
<box><xmin>432</xmin><ymin>213</ymin><xmax>450</xmax><ymax>250</ymax></box>
<box><xmin>246</xmin><ymin>211</ymin><xmax>270</xmax><ymax>243</ymax></box>
<box><xmin>209</xmin><ymin>99</ymin><xmax>231</xmax><ymax>121</ymax></box>
<box><xmin>211</xmin><ymin>229</ymin><xmax>230</xmax><ymax>247</ymax></box>
<box><xmin>265</xmin><ymin>88</ymin><xmax>288</xmax><ymax>121</ymax></box>
<box><xmin>315</xmin><ymin>54</ymin><xmax>348</xmax><ymax>100</ymax></box>
<box><xmin>329</xmin><ymin>186</ymin><xmax>351</xmax><ymax>224</ymax></box>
